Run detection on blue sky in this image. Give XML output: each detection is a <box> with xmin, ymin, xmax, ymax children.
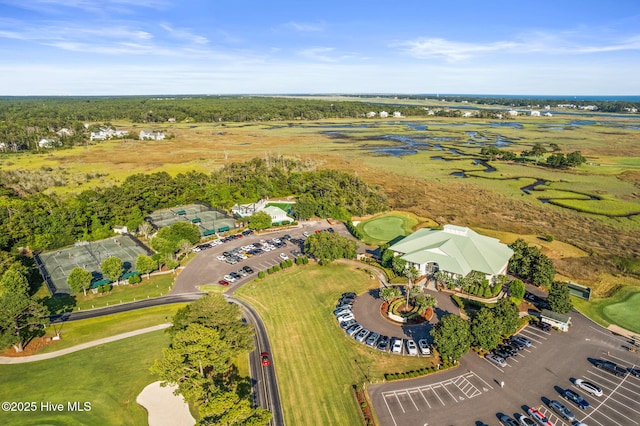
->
<box><xmin>0</xmin><ymin>0</ymin><xmax>639</xmax><ymax>95</ymax></box>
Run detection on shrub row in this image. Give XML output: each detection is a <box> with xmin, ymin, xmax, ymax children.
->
<box><xmin>384</xmin><ymin>361</ymin><xmax>455</xmax><ymax>381</ymax></box>
<box><xmin>345</xmin><ymin>220</ymin><xmax>363</xmax><ymax>239</ymax></box>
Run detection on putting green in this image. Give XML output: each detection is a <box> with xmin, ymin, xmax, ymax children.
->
<box><xmin>361</xmin><ymin>216</ymin><xmax>408</xmax><ymax>242</ymax></box>
<box><xmin>602</xmin><ymin>291</ymin><xmax>640</xmax><ymax>334</ymax></box>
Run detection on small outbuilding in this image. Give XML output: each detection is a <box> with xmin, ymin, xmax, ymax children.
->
<box><xmin>540</xmin><ymin>309</ymin><xmax>571</xmax><ymax>332</ymax></box>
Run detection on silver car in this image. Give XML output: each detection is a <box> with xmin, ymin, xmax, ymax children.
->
<box><xmin>366</xmin><ymin>332</ymin><xmax>380</xmax><ymax>347</ymax></box>
<box><xmin>549</xmin><ymin>400</ymin><xmax>575</xmax><ymax>421</ymax></box>
<box><xmin>355</xmin><ymin>328</ymin><xmax>370</xmax><ymax>342</ymax></box>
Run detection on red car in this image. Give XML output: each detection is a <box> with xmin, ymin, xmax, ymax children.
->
<box><xmin>261</xmin><ymin>352</ymin><xmax>270</xmax><ymax>366</ymax></box>
<box><xmin>527</xmin><ymin>407</ymin><xmax>553</xmax><ymax>426</ymax></box>
<box><xmin>218</xmin><ymin>280</ymin><xmax>230</xmax><ymax>286</ymax></box>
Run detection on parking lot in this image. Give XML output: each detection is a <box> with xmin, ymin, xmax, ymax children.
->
<box><xmin>171</xmin><ymin>221</ymin><xmax>347</xmax><ymax>294</ymax></box>
<box><xmin>369</xmin><ymin>311</ymin><xmax>640</xmax><ymax>426</ymax></box>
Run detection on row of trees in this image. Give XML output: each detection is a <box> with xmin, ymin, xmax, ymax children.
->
<box><xmin>480</xmin><ymin>144</ymin><xmax>587</xmax><ymax>169</ymax></box>
<box><xmin>303</xmin><ymin>232</ymin><xmax>358</xmax><ymax>264</ymax></box>
<box><xmin>430</xmin><ymin>298</ymin><xmax>520</xmax><ymax>361</ymax></box>
<box><xmin>0</xmin><ymin>158</ymin><xmax>387</xmax><ymax>255</ymax></box>
<box><xmin>151</xmin><ymin>295</ymin><xmax>271</xmax><ymax>425</ymax></box>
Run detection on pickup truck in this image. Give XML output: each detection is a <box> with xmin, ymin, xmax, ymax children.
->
<box><xmin>594</xmin><ymin>359</ymin><xmax>627</xmax><ymax>377</ymax></box>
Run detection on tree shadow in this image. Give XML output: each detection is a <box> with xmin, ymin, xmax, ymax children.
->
<box><xmin>41</xmin><ymin>293</ymin><xmax>77</xmax><ymax>315</ymax></box>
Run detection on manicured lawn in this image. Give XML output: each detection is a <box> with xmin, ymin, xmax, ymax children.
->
<box><xmin>235</xmin><ymin>263</ymin><xmax>438</xmax><ymax>426</ymax></box>
<box><xmin>572</xmin><ymin>286</ymin><xmax>640</xmax><ymax>333</ymax></box>
<box><xmin>38</xmin><ymin>304</ymin><xmax>185</xmax><ymax>354</ymax></box>
<box><xmin>0</xmin><ymin>330</ymin><xmax>170</xmax><ymax>426</ymax></box>
<box><xmin>356</xmin><ymin>211</ymin><xmax>436</xmax><ymax>246</ymax></box>
<box><xmin>40</xmin><ymin>274</ymin><xmax>175</xmax><ymax>313</ymax></box>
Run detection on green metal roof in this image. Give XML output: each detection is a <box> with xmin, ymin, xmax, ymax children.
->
<box><xmin>389</xmin><ymin>225</ymin><xmax>513</xmax><ymax>276</ymax></box>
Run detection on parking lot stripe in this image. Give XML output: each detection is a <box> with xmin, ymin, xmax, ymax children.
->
<box><xmin>472</xmin><ymin>372</ymin><xmax>495</xmax><ymax>391</ymax></box>
<box><xmin>392</xmin><ymin>392</ymin><xmax>406</xmax><ymax>413</ymax></box>
<box><xmin>582</xmin><ymin>371</ymin><xmax>640</xmax><ymax>425</ymax></box>
<box><xmin>382</xmin><ymin>395</ymin><xmax>399</xmax><ymax>426</ymax></box>
<box><xmin>430</xmin><ymin>385</ymin><xmax>446</xmax><ymax>406</ymax></box>
<box><xmin>605</xmin><ymin>352</ymin><xmax>633</xmax><ymax>365</ymax></box>
<box><xmin>406</xmin><ymin>391</ymin><xmax>420</xmax><ymax>411</ymax></box>
<box><xmin>418</xmin><ymin>388</ymin><xmax>431</xmax><ymax>408</ymax></box>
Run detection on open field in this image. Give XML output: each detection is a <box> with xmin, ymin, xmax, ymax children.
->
<box><xmin>38</xmin><ymin>273</ymin><xmax>176</xmax><ymax>313</ymax></box>
<box><xmin>37</xmin><ymin>304</ymin><xmax>184</xmax><ymax>354</ymax></box>
<box><xmin>572</xmin><ymin>286</ymin><xmax>640</xmax><ymax>333</ymax></box>
<box><xmin>2</xmin><ymin>115</ymin><xmax>639</xmax><ymax>286</ymax></box>
<box><xmin>0</xmin><ymin>330</ymin><xmax>170</xmax><ymax>426</ymax></box>
<box><xmin>234</xmin><ymin>263</ymin><xmax>438</xmax><ymax>426</ymax></box>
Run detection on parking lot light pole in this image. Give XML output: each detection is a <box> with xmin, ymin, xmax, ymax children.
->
<box><xmin>368</xmin><ymin>365</ymin><xmax>371</xmax><ymax>383</ymax></box>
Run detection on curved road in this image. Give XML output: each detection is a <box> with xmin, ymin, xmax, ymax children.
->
<box><xmin>226</xmin><ymin>296</ymin><xmax>285</xmax><ymax>426</ymax></box>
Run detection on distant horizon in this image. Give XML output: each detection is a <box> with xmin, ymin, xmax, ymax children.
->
<box><xmin>2</xmin><ymin>93</ymin><xmax>639</xmax><ymax>102</ymax></box>
<box><xmin>1</xmin><ymin>1</ymin><xmax>639</xmax><ymax>96</ymax></box>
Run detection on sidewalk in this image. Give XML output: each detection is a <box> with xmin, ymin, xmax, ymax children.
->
<box><xmin>0</xmin><ymin>323</ymin><xmax>171</xmax><ymax>364</ymax></box>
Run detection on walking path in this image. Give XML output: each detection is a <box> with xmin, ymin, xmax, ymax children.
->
<box><xmin>0</xmin><ymin>323</ymin><xmax>171</xmax><ymax>364</ymax></box>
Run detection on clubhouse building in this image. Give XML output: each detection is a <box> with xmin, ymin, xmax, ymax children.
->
<box><xmin>388</xmin><ymin>224</ymin><xmax>513</xmax><ymax>282</ymax></box>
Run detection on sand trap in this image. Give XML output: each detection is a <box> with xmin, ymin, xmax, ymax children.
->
<box><xmin>137</xmin><ymin>381</ymin><xmax>195</xmax><ymax>426</ymax></box>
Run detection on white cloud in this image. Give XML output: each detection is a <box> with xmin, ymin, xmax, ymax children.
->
<box><xmin>285</xmin><ymin>21</ymin><xmax>325</xmax><ymax>32</ymax></box>
<box><xmin>298</xmin><ymin>47</ymin><xmax>339</xmax><ymax>62</ymax></box>
<box><xmin>1</xmin><ymin>0</ymin><xmax>168</xmax><ymax>14</ymax></box>
<box><xmin>395</xmin><ymin>32</ymin><xmax>640</xmax><ymax>61</ymax></box>
<box><xmin>159</xmin><ymin>23</ymin><xmax>208</xmax><ymax>45</ymax></box>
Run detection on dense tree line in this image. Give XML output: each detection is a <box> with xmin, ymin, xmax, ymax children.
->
<box><xmin>0</xmin><ymin>158</ymin><xmax>386</xmax><ymax>255</ymax></box>
<box><xmin>508</xmin><ymin>239</ymin><xmax>556</xmax><ymax>287</ymax></box>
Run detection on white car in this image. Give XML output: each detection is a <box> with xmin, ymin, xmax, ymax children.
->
<box><xmin>485</xmin><ymin>353</ymin><xmax>507</xmax><ymax>368</ymax></box>
<box><xmin>272</xmin><ymin>238</ymin><xmax>281</xmax><ymax>243</ymax></box>
<box><xmin>303</xmin><ymin>231</ymin><xmax>310</xmax><ymax>237</ymax></box>
<box><xmin>191</xmin><ymin>247</ymin><xmax>201</xmax><ymax>252</ymax></box>
<box><xmin>406</xmin><ymin>339</ymin><xmax>418</xmax><ymax>356</ymax></box>
<box><xmin>223</xmin><ymin>274</ymin><xmax>236</xmax><ymax>283</ymax></box>
<box><xmin>574</xmin><ymin>379</ymin><xmax>603</xmax><ymax>397</ymax></box>
<box><xmin>279</xmin><ymin>253</ymin><xmax>289</xmax><ymax>260</ymax></box>
<box><xmin>391</xmin><ymin>338</ymin><xmax>403</xmax><ymax>354</ymax></box>
<box><xmin>216</xmin><ymin>255</ymin><xmax>227</xmax><ymax>261</ymax></box>
<box><xmin>337</xmin><ymin>313</ymin><xmax>355</xmax><ymax>323</ymax></box>
<box><xmin>517</xmin><ymin>414</ymin><xmax>536</xmax><ymax>426</ymax></box>
<box><xmin>418</xmin><ymin>339</ymin><xmax>431</xmax><ymax>355</ymax></box>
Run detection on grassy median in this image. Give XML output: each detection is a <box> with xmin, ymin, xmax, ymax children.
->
<box><xmin>235</xmin><ymin>263</ymin><xmax>438</xmax><ymax>426</ymax></box>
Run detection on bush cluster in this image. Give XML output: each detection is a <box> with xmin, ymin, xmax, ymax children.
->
<box><xmin>384</xmin><ymin>361</ymin><xmax>454</xmax><ymax>381</ymax></box>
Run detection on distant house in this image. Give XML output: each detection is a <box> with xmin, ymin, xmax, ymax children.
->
<box><xmin>462</xmin><ymin>111</ymin><xmax>474</xmax><ymax>118</ymax></box>
<box><xmin>388</xmin><ymin>224</ymin><xmax>513</xmax><ymax>283</ymax></box>
<box><xmin>379</xmin><ymin>111</ymin><xmax>389</xmax><ymax>118</ymax></box>
<box><xmin>139</xmin><ymin>130</ymin><xmax>165</xmax><ymax>140</ymax></box>
<box><xmin>113</xmin><ymin>226</ymin><xmax>128</xmax><ymax>234</ymax></box>
<box><xmin>90</xmin><ymin>127</ymin><xmax>128</xmax><ymax>141</ymax></box>
<box><xmin>38</xmin><ymin>138</ymin><xmax>58</xmax><ymax>148</ymax></box>
<box><xmin>507</xmin><ymin>110</ymin><xmax>518</xmax><ymax>117</ymax></box>
<box><xmin>56</xmin><ymin>128</ymin><xmax>73</xmax><ymax>137</ymax></box>
<box><xmin>540</xmin><ymin>309</ymin><xmax>571</xmax><ymax>332</ymax></box>
<box><xmin>232</xmin><ymin>199</ymin><xmax>294</xmax><ymax>224</ymax></box>
<box><xmin>393</xmin><ymin>111</ymin><xmax>403</xmax><ymax>118</ymax></box>
<box><xmin>530</xmin><ymin>110</ymin><xmax>541</xmax><ymax>117</ymax></box>
<box><xmin>544</xmin><ymin>112</ymin><xmax>553</xmax><ymax>117</ymax></box>
<box><xmin>167</xmin><ymin>118</ymin><xmax>176</xmax><ymax>123</ymax></box>
<box><xmin>366</xmin><ymin>111</ymin><xmax>377</xmax><ymax>118</ymax></box>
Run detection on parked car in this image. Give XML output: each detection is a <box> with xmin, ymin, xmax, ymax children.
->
<box><xmin>279</xmin><ymin>253</ymin><xmax>289</xmax><ymax>261</ymax></box>
<box><xmin>303</xmin><ymin>231</ymin><xmax>310</xmax><ymax>237</ymax></box>
<box><xmin>366</xmin><ymin>332</ymin><xmax>380</xmax><ymax>347</ymax></box>
<box><xmin>530</xmin><ymin>319</ymin><xmax>551</xmax><ymax>332</ymax></box>
<box><xmin>261</xmin><ymin>352</ymin><xmax>270</xmax><ymax>366</ymax></box>
<box><xmin>593</xmin><ymin>359</ymin><xmax>627</xmax><ymax>377</ymax></box>
<box><xmin>563</xmin><ymin>389</ymin><xmax>590</xmax><ymax>410</ymax></box>
<box><xmin>512</xmin><ymin>335</ymin><xmax>532</xmax><ymax>347</ymax></box>
<box><xmin>493</xmin><ymin>348</ymin><xmax>512</xmax><ymax>359</ymax></box>
<box><xmin>498</xmin><ymin>344</ymin><xmax>518</xmax><ymax>356</ymax></box>
<box><xmin>499</xmin><ymin>414</ymin><xmax>519</xmax><ymax>426</ymax></box>
<box><xmin>223</xmin><ymin>274</ymin><xmax>236</xmax><ymax>283</ymax></box>
<box><xmin>406</xmin><ymin>339</ymin><xmax>418</xmax><ymax>356</ymax></box>
<box><xmin>346</xmin><ymin>324</ymin><xmax>362</xmax><ymax>336</ymax></box>
<box><xmin>342</xmin><ymin>292</ymin><xmax>356</xmax><ymax>298</ymax></box>
<box><xmin>337</xmin><ymin>313</ymin><xmax>355</xmax><ymax>323</ymax></box>
<box><xmin>629</xmin><ymin>367</ymin><xmax>640</xmax><ymax>377</ymax></box>
<box><xmin>230</xmin><ymin>272</ymin><xmax>241</xmax><ymax>280</ymax></box>
<box><xmin>574</xmin><ymin>379</ymin><xmax>603</xmax><ymax>397</ymax></box>
<box><xmin>506</xmin><ymin>338</ymin><xmax>525</xmax><ymax>350</ymax></box>
<box><xmin>418</xmin><ymin>339</ymin><xmax>431</xmax><ymax>355</ymax></box>
<box><xmin>339</xmin><ymin>319</ymin><xmax>357</xmax><ymax>330</ymax></box>
<box><xmin>218</xmin><ymin>280</ymin><xmax>230</xmax><ymax>286</ymax></box>
<box><xmin>355</xmin><ymin>328</ymin><xmax>370</xmax><ymax>342</ymax></box>
<box><xmin>517</xmin><ymin>414</ymin><xmax>537</xmax><ymax>426</ymax></box>
<box><xmin>485</xmin><ymin>353</ymin><xmax>507</xmax><ymax>368</ymax></box>
<box><xmin>549</xmin><ymin>400</ymin><xmax>575</xmax><ymax>421</ymax></box>
<box><xmin>242</xmin><ymin>266</ymin><xmax>254</xmax><ymax>274</ymax></box>
<box><xmin>391</xmin><ymin>338</ymin><xmax>403</xmax><ymax>354</ymax></box>
<box><xmin>527</xmin><ymin>407</ymin><xmax>554</xmax><ymax>426</ymax></box>
<box><xmin>377</xmin><ymin>335</ymin><xmax>390</xmax><ymax>351</ymax></box>
<box><xmin>334</xmin><ymin>308</ymin><xmax>351</xmax><ymax>317</ymax></box>
<box><xmin>216</xmin><ymin>255</ymin><xmax>227</xmax><ymax>261</ymax></box>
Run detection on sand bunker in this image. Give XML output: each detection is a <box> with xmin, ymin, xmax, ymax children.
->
<box><xmin>137</xmin><ymin>381</ymin><xmax>195</xmax><ymax>426</ymax></box>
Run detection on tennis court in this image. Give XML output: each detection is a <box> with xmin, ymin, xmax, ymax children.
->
<box><xmin>36</xmin><ymin>234</ymin><xmax>151</xmax><ymax>295</ymax></box>
<box><xmin>146</xmin><ymin>204</ymin><xmax>236</xmax><ymax>236</ymax></box>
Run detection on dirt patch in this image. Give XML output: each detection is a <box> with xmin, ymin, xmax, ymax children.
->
<box><xmin>1</xmin><ymin>335</ymin><xmax>57</xmax><ymax>357</ymax></box>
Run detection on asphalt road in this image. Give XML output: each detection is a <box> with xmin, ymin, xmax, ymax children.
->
<box><xmin>368</xmin><ymin>309</ymin><xmax>640</xmax><ymax>426</ymax></box>
<box><xmin>227</xmin><ymin>296</ymin><xmax>285</xmax><ymax>426</ymax></box>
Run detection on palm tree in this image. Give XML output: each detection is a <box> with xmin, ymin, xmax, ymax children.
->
<box><xmin>404</xmin><ymin>265</ymin><xmax>420</xmax><ymax>309</ymax></box>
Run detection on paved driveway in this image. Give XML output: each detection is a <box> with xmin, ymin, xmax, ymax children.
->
<box><xmin>369</xmin><ymin>311</ymin><xmax>640</xmax><ymax>426</ymax></box>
